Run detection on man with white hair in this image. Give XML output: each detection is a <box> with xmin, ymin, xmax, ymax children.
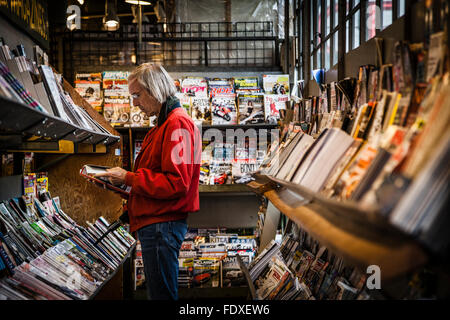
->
<box><xmin>96</xmin><ymin>63</ymin><xmax>201</xmax><ymax>300</ymax></box>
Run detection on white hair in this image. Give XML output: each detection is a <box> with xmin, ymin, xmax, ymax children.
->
<box><xmin>129</xmin><ymin>62</ymin><xmax>176</xmax><ymax>104</ymax></box>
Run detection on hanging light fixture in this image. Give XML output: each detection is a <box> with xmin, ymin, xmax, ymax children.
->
<box><xmin>103</xmin><ymin>0</ymin><xmax>120</xmax><ymax>31</ymax></box>
<box><xmin>125</xmin><ymin>0</ymin><xmax>151</xmax><ymax>5</ymax></box>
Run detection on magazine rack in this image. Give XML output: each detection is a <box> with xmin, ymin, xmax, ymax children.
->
<box><xmin>236</xmin><ymin>254</ymin><xmax>257</xmax><ymax>300</ymax></box>
<box><xmin>89</xmin><ymin>242</ymin><xmax>136</xmax><ymax>300</ymax></box>
<box><xmin>247</xmin><ymin>174</ymin><xmax>429</xmax><ymax>281</ymax></box>
<box><xmin>0</xmin><ymin>95</ymin><xmax>120</xmax><ymax>152</ymax></box>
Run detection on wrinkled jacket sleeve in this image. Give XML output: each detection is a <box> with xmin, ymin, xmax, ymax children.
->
<box><xmin>124</xmin><ymin>118</ymin><xmax>195</xmax><ymax>200</ymax></box>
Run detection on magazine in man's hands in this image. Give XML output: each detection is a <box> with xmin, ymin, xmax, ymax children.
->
<box><xmin>80</xmin><ymin>164</ymin><xmax>131</xmax><ymax>196</ymax></box>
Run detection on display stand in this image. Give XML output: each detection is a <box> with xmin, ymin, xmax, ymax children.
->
<box><xmin>236</xmin><ymin>255</ymin><xmax>257</xmax><ymax>300</ymax></box>
<box><xmin>0</xmin><ymin>62</ymin><xmax>131</xmax><ymax>299</ymax></box>
<box><xmin>247</xmin><ymin>174</ymin><xmax>429</xmax><ymax>281</ymax></box>
<box><xmin>90</xmin><ymin>243</ymin><xmax>136</xmax><ymax>300</ymax></box>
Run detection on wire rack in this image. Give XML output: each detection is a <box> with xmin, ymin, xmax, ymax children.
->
<box><xmin>51</xmin><ymin>22</ymin><xmax>279</xmax><ymax>82</ymax></box>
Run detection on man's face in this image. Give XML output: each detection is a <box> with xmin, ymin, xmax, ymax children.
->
<box><xmin>129</xmin><ymin>78</ymin><xmax>162</xmax><ymax>117</ymax></box>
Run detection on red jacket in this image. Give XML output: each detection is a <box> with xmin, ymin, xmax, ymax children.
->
<box><xmin>124</xmin><ymin>107</ymin><xmax>201</xmax><ymax>232</ymax></box>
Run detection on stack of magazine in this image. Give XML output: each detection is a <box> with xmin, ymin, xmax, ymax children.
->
<box><xmin>0</xmin><ymin>192</ymin><xmax>135</xmax><ymax>300</ymax></box>
<box><xmin>248</xmin><ymin>221</ymin><xmax>433</xmax><ymax>300</ymax></box>
<box><xmin>257</xmin><ymin>33</ymin><xmax>449</xmax><ymax>255</ymax></box>
<box><xmin>176</xmin><ymin>228</ymin><xmax>257</xmax><ymax>289</ymax></box>
<box><xmin>0</xmin><ymin>38</ymin><xmax>112</xmax><ymax>137</ymax></box>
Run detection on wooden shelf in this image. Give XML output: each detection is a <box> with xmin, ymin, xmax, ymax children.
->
<box><xmin>199</xmin><ymin>184</ymin><xmax>254</xmax><ymax>196</ymax></box>
<box><xmin>247</xmin><ymin>174</ymin><xmax>429</xmax><ymax>281</ymax></box>
<box><xmin>114</xmin><ymin>126</ymin><xmax>153</xmax><ymax>133</ymax></box>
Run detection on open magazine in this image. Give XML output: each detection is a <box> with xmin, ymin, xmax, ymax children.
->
<box><xmin>79</xmin><ymin>164</ymin><xmax>131</xmax><ymax>196</ymax></box>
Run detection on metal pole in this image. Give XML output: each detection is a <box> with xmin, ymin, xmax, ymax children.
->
<box><xmin>138</xmin><ymin>4</ymin><xmax>142</xmax><ymax>63</ymax></box>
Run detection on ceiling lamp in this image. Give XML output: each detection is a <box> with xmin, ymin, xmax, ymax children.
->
<box><xmin>125</xmin><ymin>0</ymin><xmax>152</xmax><ymax>5</ymax></box>
<box><xmin>103</xmin><ymin>0</ymin><xmax>120</xmax><ymax>31</ymax></box>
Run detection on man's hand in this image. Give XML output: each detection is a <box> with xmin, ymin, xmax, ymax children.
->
<box><xmin>95</xmin><ymin>167</ymin><xmax>128</xmax><ymax>186</ymax></box>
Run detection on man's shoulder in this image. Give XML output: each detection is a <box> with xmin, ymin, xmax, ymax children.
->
<box><xmin>166</xmin><ymin>108</ymin><xmax>197</xmax><ymax>130</ymax></box>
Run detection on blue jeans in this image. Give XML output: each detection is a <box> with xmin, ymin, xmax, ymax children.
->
<box><xmin>137</xmin><ymin>219</ymin><xmax>187</xmax><ymax>300</ymax></box>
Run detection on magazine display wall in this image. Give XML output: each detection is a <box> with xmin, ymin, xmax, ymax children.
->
<box><xmin>0</xmin><ymin>31</ymin><xmax>133</xmax><ymax>299</ymax></box>
<box><xmin>242</xmin><ymin>25</ymin><xmax>449</xmax><ymax>299</ymax></box>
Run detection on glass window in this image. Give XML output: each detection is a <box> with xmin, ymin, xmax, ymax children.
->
<box><xmin>326</xmin><ymin>0</ymin><xmax>331</xmax><ymax>35</ymax></box>
<box><xmin>333</xmin><ymin>32</ymin><xmax>339</xmax><ymax>66</ymax></box>
<box><xmin>382</xmin><ymin>0</ymin><xmax>393</xmax><ymax>29</ymax></box>
<box><xmin>398</xmin><ymin>0</ymin><xmax>406</xmax><ymax>17</ymax></box>
<box><xmin>325</xmin><ymin>39</ymin><xmax>331</xmax><ymax>70</ymax></box>
<box><xmin>317</xmin><ymin>48</ymin><xmax>322</xmax><ymax>68</ymax></box>
<box><xmin>366</xmin><ymin>1</ymin><xmax>377</xmax><ymax>40</ymax></box>
<box><xmin>334</xmin><ymin>0</ymin><xmax>339</xmax><ymax>28</ymax></box>
<box><xmin>318</xmin><ymin>0</ymin><xmax>322</xmax><ymax>39</ymax></box>
<box><xmin>352</xmin><ymin>10</ymin><xmax>360</xmax><ymax>49</ymax></box>
<box><xmin>346</xmin><ymin>19</ymin><xmax>350</xmax><ymax>53</ymax></box>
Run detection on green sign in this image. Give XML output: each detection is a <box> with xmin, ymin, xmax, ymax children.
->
<box><xmin>0</xmin><ymin>0</ymin><xmax>49</xmax><ymax>49</ymax></box>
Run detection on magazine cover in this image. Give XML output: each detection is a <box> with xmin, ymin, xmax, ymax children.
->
<box><xmin>178</xmin><ymin>257</ymin><xmax>194</xmax><ymax>288</ymax></box>
<box><xmin>211</xmin><ymin>94</ymin><xmax>237</xmax><ymax>125</ymax></box>
<box><xmin>222</xmin><ymin>255</ymin><xmax>247</xmax><ymax>287</ymax></box>
<box><xmin>181</xmin><ymin>77</ymin><xmax>208</xmax><ymax>97</ymax></box>
<box><xmin>209</xmin><ymin>163</ymin><xmax>232</xmax><ymax>185</ymax></box>
<box><xmin>263</xmin><ymin>74</ymin><xmax>290</xmax><ymax>94</ymax></box>
<box><xmin>233</xmin><ymin>77</ymin><xmax>260</xmax><ymax>93</ymax></box>
<box><xmin>74</xmin><ymin>80</ymin><xmax>103</xmax><ymax>112</ymax></box>
<box><xmin>191</xmin><ymin>96</ymin><xmax>212</xmax><ymax>125</ymax></box>
<box><xmin>232</xmin><ymin>159</ymin><xmax>259</xmax><ymax>184</ymax></box>
<box><xmin>174</xmin><ymin>78</ymin><xmax>182</xmax><ymax>92</ymax></box>
<box><xmin>193</xmin><ymin>258</ymin><xmax>221</xmax><ymax>288</ymax></box>
<box><xmin>103</xmin><ymin>97</ymin><xmax>130</xmax><ymax>126</ymax></box>
<box><xmin>75</xmin><ymin>72</ymin><xmax>102</xmax><ymax>82</ymax></box>
<box><xmin>208</xmin><ymin>78</ymin><xmax>234</xmax><ymax>97</ymax></box>
<box><xmin>264</xmin><ymin>94</ymin><xmax>289</xmax><ymax>124</ymax></box>
<box><xmin>134</xmin><ymin>258</ymin><xmax>145</xmax><ymax>290</ymax></box>
<box><xmin>102</xmin><ymin>71</ymin><xmax>130</xmax><ymax>126</ymax></box>
<box><xmin>102</xmin><ymin>71</ymin><xmax>130</xmax><ymax>93</ymax></box>
<box><xmin>130</xmin><ymin>103</ymin><xmax>151</xmax><ymax>127</ymax></box>
<box><xmin>237</xmin><ymin>93</ymin><xmax>265</xmax><ymax>124</ymax></box>
<box><xmin>175</xmin><ymin>92</ymin><xmax>191</xmax><ymax>115</ymax></box>
<box><xmin>133</xmin><ymin>140</ymin><xmax>143</xmax><ymax>162</ymax></box>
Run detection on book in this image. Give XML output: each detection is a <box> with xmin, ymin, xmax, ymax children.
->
<box><xmin>79</xmin><ymin>165</ymin><xmax>131</xmax><ymax>196</ymax></box>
